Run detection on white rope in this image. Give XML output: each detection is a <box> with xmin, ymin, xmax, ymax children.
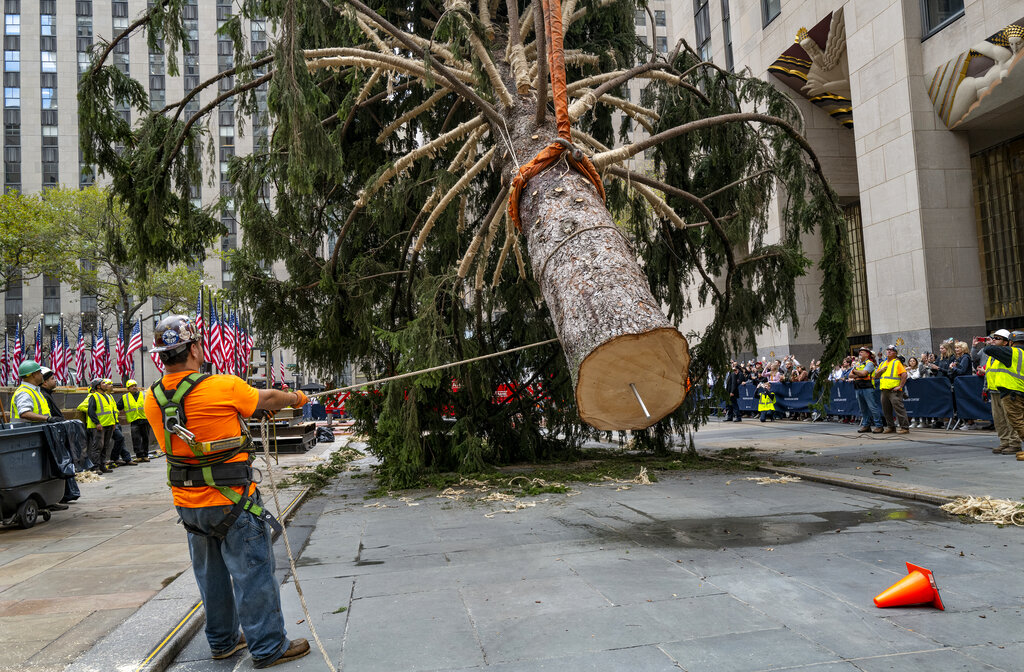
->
<box><xmin>310</xmin><ymin>338</ymin><xmax>560</xmax><ymax>399</ymax></box>
<box><xmin>253</xmin><ymin>335</ymin><xmax>560</xmax><ymax>670</ymax></box>
<box><xmin>260</xmin><ymin>418</ymin><xmax>337</xmax><ymax>672</ymax></box>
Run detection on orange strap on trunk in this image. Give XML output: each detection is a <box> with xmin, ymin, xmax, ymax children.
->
<box><xmin>507</xmin><ymin>0</ymin><xmax>605</xmax><ymax>232</ymax></box>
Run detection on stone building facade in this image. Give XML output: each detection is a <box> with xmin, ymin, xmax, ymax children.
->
<box><xmin>0</xmin><ymin>0</ymin><xmax>298</xmax><ymax>386</ymax></box>
<box><xmin>652</xmin><ymin>0</ymin><xmax>1023</xmax><ymax>363</ymax></box>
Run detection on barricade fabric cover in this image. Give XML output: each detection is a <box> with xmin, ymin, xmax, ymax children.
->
<box><xmin>737</xmin><ymin>379</ymin><xmax>958</xmax><ymax>419</ymax></box>
<box><xmin>953</xmin><ymin>376</ymin><xmax>993</xmax><ymax>422</ymax></box>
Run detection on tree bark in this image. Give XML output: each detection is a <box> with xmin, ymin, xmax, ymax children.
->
<box><xmin>508</xmin><ymin>102</ymin><xmax>689</xmax><ymax>430</ymax></box>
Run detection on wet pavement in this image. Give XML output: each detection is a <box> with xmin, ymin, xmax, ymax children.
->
<box><xmin>134</xmin><ymin>420</ymin><xmax>1024</xmax><ymax>672</ymax></box>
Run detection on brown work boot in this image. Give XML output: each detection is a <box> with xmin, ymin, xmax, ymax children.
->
<box><xmin>857</xmin><ymin>426</ymin><xmax>871</xmax><ymax>433</ymax></box>
<box><xmin>1017</xmin><ymin>451</ymin><xmax>1024</xmax><ymax>461</ymax></box>
<box><xmin>872</xmin><ymin>427</ymin><xmax>884</xmax><ymax>434</ymax></box>
<box><xmin>883</xmin><ymin>427</ymin><xmax>895</xmax><ymax>434</ymax></box>
<box><xmin>998</xmin><ymin>446</ymin><xmax>1021</xmax><ymax>455</ymax></box>
<box><xmin>253</xmin><ymin>639</ymin><xmax>310</xmax><ymax>669</ymax></box>
<box><xmin>896</xmin><ymin>428</ymin><xmax>909</xmax><ymax>434</ymax></box>
<box><xmin>211</xmin><ymin>634</ymin><xmax>246</xmax><ymax>660</ymax></box>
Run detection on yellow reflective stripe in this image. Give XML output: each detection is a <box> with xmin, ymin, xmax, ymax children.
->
<box><xmin>124</xmin><ymin>392</ymin><xmax>147</xmax><ymax>422</ymax></box>
<box><xmin>10</xmin><ymin>385</ymin><xmax>50</xmax><ymax>419</ymax></box>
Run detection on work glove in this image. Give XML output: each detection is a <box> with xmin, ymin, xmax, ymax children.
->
<box><xmin>292</xmin><ymin>390</ymin><xmax>309</xmax><ymax>408</ymax></box>
<box><xmin>46</xmin><ymin>415</ymin><xmax>61</xmax><ymax>423</ymax></box>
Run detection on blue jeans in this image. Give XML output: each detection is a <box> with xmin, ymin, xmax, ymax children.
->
<box><xmin>856</xmin><ymin>387</ymin><xmax>883</xmax><ymax>427</ymax></box>
<box><xmin>176</xmin><ymin>493</ymin><xmax>289</xmax><ymax>665</ymax></box>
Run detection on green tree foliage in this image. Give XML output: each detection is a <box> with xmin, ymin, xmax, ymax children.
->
<box><xmin>0</xmin><ymin>191</ymin><xmax>63</xmax><ymax>291</ymax></box>
<box><xmin>79</xmin><ymin>0</ymin><xmax>849</xmax><ymax>486</ymax></box>
<box><xmin>40</xmin><ymin>186</ymin><xmax>206</xmax><ymax>327</ymax></box>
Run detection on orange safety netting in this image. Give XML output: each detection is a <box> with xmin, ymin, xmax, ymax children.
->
<box><xmin>507</xmin><ymin>0</ymin><xmax>606</xmax><ymax>232</ymax></box>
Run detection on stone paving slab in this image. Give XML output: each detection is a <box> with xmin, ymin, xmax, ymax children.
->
<box><xmin>37</xmin><ymin>419</ymin><xmax>1024</xmax><ymax>671</ymax></box>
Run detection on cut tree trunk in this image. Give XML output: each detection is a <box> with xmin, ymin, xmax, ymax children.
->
<box><xmin>515</xmin><ymin>158</ymin><xmax>690</xmax><ymax>430</ymax></box>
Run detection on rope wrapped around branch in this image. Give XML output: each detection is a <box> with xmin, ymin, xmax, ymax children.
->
<box><xmin>507</xmin><ymin>0</ymin><xmax>605</xmax><ymax>232</ymax></box>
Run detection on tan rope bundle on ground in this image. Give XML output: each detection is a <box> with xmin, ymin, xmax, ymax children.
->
<box><xmin>941</xmin><ymin>496</ymin><xmax>1024</xmax><ymax>526</ymax></box>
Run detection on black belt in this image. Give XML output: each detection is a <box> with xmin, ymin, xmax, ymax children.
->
<box><xmin>168</xmin><ymin>463</ymin><xmax>256</xmax><ymax>488</ymax></box>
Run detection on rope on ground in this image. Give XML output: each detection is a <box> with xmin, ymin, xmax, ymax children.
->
<box><xmin>260</xmin><ymin>418</ymin><xmax>338</xmax><ymax>672</ymax></box>
<box><xmin>745</xmin><ymin>474</ymin><xmax>802</xmax><ymax>485</ymax></box>
<box><xmin>940</xmin><ymin>496</ymin><xmax>1024</xmax><ymax>526</ymax></box>
<box><xmin>310</xmin><ymin>338</ymin><xmax>560</xmax><ymax>400</ymax></box>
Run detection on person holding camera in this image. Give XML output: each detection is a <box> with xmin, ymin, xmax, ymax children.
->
<box><xmin>980</xmin><ymin>330</ymin><xmax>1024</xmax><ymax>457</ymax></box>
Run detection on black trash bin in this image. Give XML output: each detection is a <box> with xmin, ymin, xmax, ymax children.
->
<box><xmin>0</xmin><ymin>422</ymin><xmax>66</xmax><ymax>528</ymax></box>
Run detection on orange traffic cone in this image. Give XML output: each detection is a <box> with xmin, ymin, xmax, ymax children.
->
<box><xmin>874</xmin><ymin>562</ymin><xmax>944</xmax><ymax>610</ymax></box>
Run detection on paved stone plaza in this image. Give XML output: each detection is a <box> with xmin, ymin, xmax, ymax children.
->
<box><xmin>4</xmin><ymin>422</ymin><xmax>1023</xmax><ymax>672</ymax></box>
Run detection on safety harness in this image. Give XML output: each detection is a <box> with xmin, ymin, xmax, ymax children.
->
<box><xmin>151</xmin><ymin>372</ymin><xmax>282</xmax><ymax>540</ymax></box>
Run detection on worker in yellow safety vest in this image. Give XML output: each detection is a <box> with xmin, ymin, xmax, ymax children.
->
<box><xmin>757</xmin><ymin>382</ymin><xmax>776</xmax><ymax>423</ymax></box>
<box><xmin>118</xmin><ymin>380</ymin><xmax>152</xmax><ymax>462</ymax></box>
<box><xmin>982</xmin><ymin>331</ymin><xmax>1024</xmax><ymax>460</ymax></box>
<box><xmin>873</xmin><ymin>345</ymin><xmax>909</xmax><ymax>434</ymax></box>
<box><xmin>77</xmin><ymin>378</ymin><xmax>116</xmax><ymax>473</ymax></box>
<box><xmin>975</xmin><ymin>330</ymin><xmax>1021</xmax><ymax>455</ymax></box>
<box><xmin>10</xmin><ymin>361</ymin><xmax>56</xmax><ymax>422</ymax></box>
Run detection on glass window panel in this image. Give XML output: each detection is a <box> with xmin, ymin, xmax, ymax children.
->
<box><xmin>922</xmin><ymin>0</ymin><xmax>965</xmax><ymax>35</ymax></box>
<box><xmin>762</xmin><ymin>0</ymin><xmax>781</xmax><ymax>27</ymax></box>
<box><xmin>5</xmin><ymin>15</ymin><xmax>19</xmax><ymax>35</ymax></box>
<box><xmin>40</xmin><ymin>15</ymin><xmax>54</xmax><ymax>36</ymax></box>
<box><xmin>40</xmin><ymin>51</ymin><xmax>56</xmax><ymax>72</ymax></box>
<box><xmin>4</xmin><ymin>49</ymin><xmax>17</xmax><ymax>71</ymax></box>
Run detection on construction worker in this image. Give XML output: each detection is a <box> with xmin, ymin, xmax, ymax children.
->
<box><xmin>101</xmin><ymin>378</ymin><xmax>137</xmax><ymax>467</ymax></box>
<box><xmin>143</xmin><ymin>315</ymin><xmax>311</xmax><ymax>668</ymax></box>
<box><xmin>118</xmin><ymin>380</ymin><xmax>152</xmax><ymax>462</ymax></box>
<box><xmin>757</xmin><ymin>381</ymin><xmax>776</xmax><ymax>422</ymax></box>
<box><xmin>975</xmin><ymin>330</ymin><xmax>1021</xmax><ymax>455</ymax></box>
<box><xmin>874</xmin><ymin>345</ymin><xmax>909</xmax><ymax>434</ymax></box>
<box><xmin>10</xmin><ymin>360</ymin><xmax>57</xmax><ymax>422</ymax></box>
<box><xmin>981</xmin><ymin>330</ymin><xmax>1024</xmax><ymax>460</ymax></box>
<box><xmin>78</xmin><ymin>378</ymin><xmax>115</xmax><ymax>473</ymax></box>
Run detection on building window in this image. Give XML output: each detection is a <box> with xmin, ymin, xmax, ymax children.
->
<box><xmin>694</xmin><ymin>0</ymin><xmax>711</xmax><ymax>61</ymax></box>
<box><xmin>921</xmin><ymin>0</ymin><xmax>964</xmax><ymax>38</ymax></box>
<box><xmin>843</xmin><ymin>203</ymin><xmax>871</xmax><ymax>340</ymax></box>
<box><xmin>4</xmin><ymin>49</ymin><xmax>16</xmax><ymax>70</ymax></box>
<box><xmin>4</xmin><ymin>14</ymin><xmax>18</xmax><ymax>35</ymax></box>
<box><xmin>40</xmin><ymin>51</ymin><xmax>55</xmax><ymax>72</ymax></box>
<box><xmin>40</xmin><ymin>14</ymin><xmax>54</xmax><ymax>36</ymax></box>
<box><xmin>721</xmin><ymin>0</ymin><xmax>734</xmax><ymax>72</ymax></box>
<box><xmin>40</xmin><ymin>87</ymin><xmax>55</xmax><ymax>108</ymax></box>
<box><xmin>655</xmin><ymin>10</ymin><xmax>666</xmax><ymax>27</ymax></box>
<box><xmin>656</xmin><ymin>36</ymin><xmax>668</xmax><ymax>53</ymax></box>
<box><xmin>972</xmin><ymin>135</ymin><xmax>1024</xmax><ymax>331</ymax></box>
<box><xmin>43</xmin><ymin>273</ymin><xmax>60</xmax><ymax>326</ymax></box>
<box><xmin>761</xmin><ymin>0</ymin><xmax>781</xmax><ymax>28</ymax></box>
<box><xmin>4</xmin><ymin>86</ymin><xmax>18</xmax><ymax>107</ymax></box>
<box><xmin>634</xmin><ymin>10</ymin><xmax>645</xmax><ymax>26</ymax></box>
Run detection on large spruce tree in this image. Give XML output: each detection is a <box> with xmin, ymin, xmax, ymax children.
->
<box><xmin>80</xmin><ymin>0</ymin><xmax>850</xmax><ymax>486</ymax></box>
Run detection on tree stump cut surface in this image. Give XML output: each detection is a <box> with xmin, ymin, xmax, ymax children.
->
<box><xmin>520</xmin><ymin>170</ymin><xmax>690</xmax><ymax>430</ymax></box>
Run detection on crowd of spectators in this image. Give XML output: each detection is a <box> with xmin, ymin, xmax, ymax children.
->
<box><xmin>725</xmin><ymin>337</ymin><xmax>994</xmax><ymax>430</ymax></box>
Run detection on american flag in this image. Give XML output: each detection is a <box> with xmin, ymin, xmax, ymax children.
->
<box><xmin>75</xmin><ymin>324</ymin><xmax>87</xmax><ymax>384</ymax></box>
<box><xmin>1</xmin><ymin>334</ymin><xmax>9</xmax><ymax>386</ymax></box>
<box><xmin>209</xmin><ymin>301</ymin><xmax>224</xmax><ymax>372</ymax></box>
<box><xmin>150</xmin><ymin>346</ymin><xmax>165</xmax><ymax>374</ymax></box>
<box><xmin>194</xmin><ymin>290</ymin><xmax>204</xmax><ymax>353</ymax></box>
<box><xmin>34</xmin><ymin>322</ymin><xmax>42</xmax><ymax>364</ymax></box>
<box><xmin>279</xmin><ymin>351</ymin><xmax>285</xmax><ymax>386</ymax></box>
<box><xmin>103</xmin><ymin>328</ymin><xmax>113</xmax><ymax>377</ymax></box>
<box><xmin>12</xmin><ymin>322</ymin><xmax>23</xmax><ymax>373</ymax></box>
<box><xmin>269</xmin><ymin>351</ymin><xmax>275</xmax><ymax>386</ymax></box>
<box><xmin>53</xmin><ymin>323</ymin><xmax>67</xmax><ymax>383</ymax></box>
<box><xmin>222</xmin><ymin>310</ymin><xmax>236</xmax><ymax>376</ymax></box>
<box><xmin>115</xmin><ymin>319</ymin><xmax>126</xmax><ymax>379</ymax></box>
<box><xmin>126</xmin><ymin>319</ymin><xmax>142</xmax><ymax>375</ymax></box>
<box><xmin>90</xmin><ymin>332</ymin><xmax>100</xmax><ymax>379</ymax></box>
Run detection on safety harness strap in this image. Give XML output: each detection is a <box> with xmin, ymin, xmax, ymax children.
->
<box><xmin>153</xmin><ymin>371</ymin><xmax>281</xmax><ymax>539</ymax></box>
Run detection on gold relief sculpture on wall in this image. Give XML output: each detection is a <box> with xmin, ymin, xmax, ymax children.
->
<box><xmin>928</xmin><ymin>21</ymin><xmax>1024</xmax><ymax>129</ymax></box>
<box><xmin>767</xmin><ymin>8</ymin><xmax>852</xmax><ymax>129</ymax></box>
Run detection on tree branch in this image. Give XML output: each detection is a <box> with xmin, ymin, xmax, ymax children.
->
<box><xmin>532</xmin><ymin>0</ymin><xmax>548</xmax><ymax>125</ymax></box>
<box><xmin>338</xmin><ymin>0</ymin><xmax>504</xmax><ymax>130</ymax></box>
